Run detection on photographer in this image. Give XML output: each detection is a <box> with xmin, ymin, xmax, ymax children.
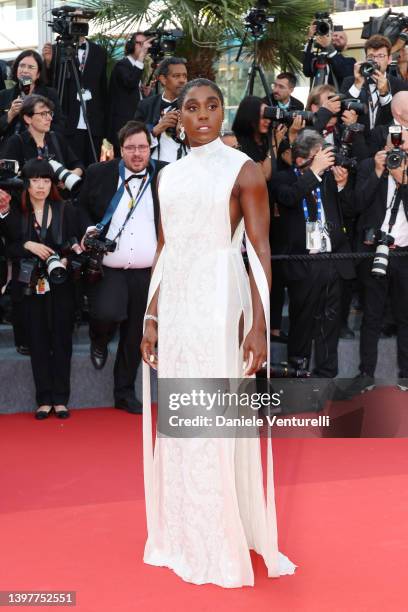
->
<box><xmin>341</xmin><ymin>35</ymin><xmax>408</xmax><ymax>135</ymax></box>
<box><xmin>1</xmin><ymin>159</ymin><xmax>81</xmax><ymax>418</ymax></box>
<box><xmin>0</xmin><ymin>50</ymin><xmax>64</xmax><ymax>154</ymax></box>
<box><xmin>43</xmin><ymin>22</ymin><xmax>108</xmax><ymax>166</ymax></box>
<box><xmin>363</xmin><ymin>91</ymin><xmax>408</xmax><ymax>158</ymax></box>
<box><xmin>303</xmin><ymin>19</ymin><xmax>355</xmax><ymax>89</ymax></box>
<box><xmin>3</xmin><ymin>95</ymin><xmax>84</xmax><ymax>190</ymax></box>
<box><xmin>347</xmin><ymin>134</ymin><xmax>408</xmax><ymax>395</ymax></box>
<box><xmin>271</xmin><ymin>129</ymin><xmax>355</xmax><ymax>377</ymax></box>
<box><xmin>262</xmin><ymin>72</ymin><xmax>304</xmax><ymax>112</ymax></box>
<box><xmin>108</xmin><ymin>32</ymin><xmax>154</xmax><ymax>156</ymax></box>
<box><xmin>134</xmin><ymin>57</ymin><xmax>188</xmax><ymax>162</ymax></box>
<box><xmin>78</xmin><ymin>121</ymin><xmax>166</xmax><ymax>414</ymax></box>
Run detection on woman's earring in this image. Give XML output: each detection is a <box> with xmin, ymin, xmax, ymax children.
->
<box><xmin>179</xmin><ymin>125</ymin><xmax>186</xmax><ymax>141</ymax></box>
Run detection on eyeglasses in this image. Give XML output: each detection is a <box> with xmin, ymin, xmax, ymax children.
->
<box><xmin>366</xmin><ymin>53</ymin><xmax>388</xmax><ymax>60</ymax></box>
<box><xmin>32</xmin><ymin>111</ymin><xmax>54</xmax><ymax>118</ymax></box>
<box><xmin>122</xmin><ymin>145</ymin><xmax>150</xmax><ymax>153</ymax></box>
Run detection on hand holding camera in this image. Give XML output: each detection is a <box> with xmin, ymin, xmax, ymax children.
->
<box><xmin>137</xmin><ymin>36</ymin><xmax>155</xmax><ymax>62</ymax></box>
<box><xmin>371</xmin><ymin>70</ymin><xmax>389</xmax><ymax>96</ymax></box>
<box><xmin>288</xmin><ymin>115</ymin><xmax>306</xmax><ymax>143</ymax></box>
<box><xmin>341</xmin><ymin>109</ymin><xmax>358</xmax><ymax>126</ymax></box>
<box><xmin>374</xmin><ymin>150</ymin><xmax>387</xmax><ymax>177</ymax></box>
<box><xmin>7</xmin><ymin>98</ymin><xmax>23</xmax><ymax>123</ymax></box>
<box><xmin>322</xmin><ymin>94</ymin><xmax>341</xmax><ymax>116</ymax></box>
<box><xmin>353</xmin><ymin>62</ymin><xmax>365</xmax><ymax>89</ymax></box>
<box><xmin>0</xmin><ymin>188</ymin><xmax>11</xmax><ymax>216</ymax></box>
<box><xmin>332</xmin><ymin>166</ymin><xmax>349</xmax><ymax>189</ymax></box>
<box><xmin>23</xmin><ymin>241</ymin><xmax>55</xmax><ymax>261</ymax></box>
<box><xmin>310</xmin><ymin>146</ymin><xmax>335</xmax><ymax>176</ymax></box>
<box><xmin>152</xmin><ymin>110</ymin><xmax>179</xmax><ymax>137</ymax></box>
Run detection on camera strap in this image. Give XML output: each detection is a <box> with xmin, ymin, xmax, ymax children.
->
<box><xmin>294</xmin><ymin>167</ymin><xmax>323</xmax><ymax>223</ymax></box>
<box><xmin>387</xmin><ymin>185</ymin><xmax>402</xmax><ymax>234</ymax></box>
<box><xmin>96</xmin><ymin>159</ymin><xmax>156</xmax><ymax>234</ymax></box>
<box><xmin>48</xmin><ymin>131</ymin><xmax>64</xmax><ymax>165</ymax></box>
<box><xmin>111</xmin><ymin>175</ymin><xmax>150</xmax><ymax>244</ymax></box>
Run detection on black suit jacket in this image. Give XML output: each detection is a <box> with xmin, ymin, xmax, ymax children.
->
<box><xmin>47</xmin><ymin>41</ymin><xmax>108</xmax><ymax>137</ymax></box>
<box><xmin>340</xmin><ymin>75</ymin><xmax>408</xmax><ymax>135</ymax></box>
<box><xmin>78</xmin><ymin>157</ymin><xmax>167</xmax><ymax>238</ymax></box>
<box><xmin>133</xmin><ymin>93</ymin><xmax>163</xmax><ymax>133</ymax></box>
<box><xmin>303</xmin><ymin>40</ymin><xmax>355</xmax><ymax>89</ymax></box>
<box><xmin>0</xmin><ymin>84</ymin><xmax>65</xmax><ymax>153</ymax></box>
<box><xmin>354</xmin><ymin>158</ymin><xmax>408</xmax><ymax>249</ymax></box>
<box><xmin>108</xmin><ymin>57</ymin><xmax>143</xmax><ymax>146</ymax></box>
<box><xmin>271</xmin><ymin>167</ymin><xmax>355</xmax><ymax>280</ymax></box>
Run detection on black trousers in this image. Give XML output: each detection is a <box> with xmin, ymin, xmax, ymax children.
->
<box><xmin>286</xmin><ymin>261</ymin><xmax>342</xmax><ymax>377</ymax></box>
<box><xmin>358</xmin><ymin>253</ymin><xmax>408</xmax><ymax>377</ymax></box>
<box><xmin>26</xmin><ymin>282</ymin><xmax>75</xmax><ymax>406</ymax></box>
<box><xmin>67</xmin><ymin>130</ymin><xmax>103</xmax><ymax>167</ymax></box>
<box><xmin>88</xmin><ymin>266</ymin><xmax>150</xmax><ymax>403</ymax></box>
<box><xmin>270</xmin><ymin>261</ymin><xmax>286</xmax><ymax>330</ymax></box>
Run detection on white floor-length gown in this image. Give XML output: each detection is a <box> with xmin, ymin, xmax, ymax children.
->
<box><xmin>142</xmin><ymin>138</ymin><xmax>296</xmax><ymax>587</ymax></box>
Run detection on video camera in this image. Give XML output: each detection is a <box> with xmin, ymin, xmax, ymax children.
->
<box><xmin>386</xmin><ymin>126</ymin><xmax>406</xmax><ymax>170</ymax></box>
<box><xmin>0</xmin><ymin>160</ymin><xmax>24</xmax><ymax>191</ymax></box>
<box><xmin>48</xmin><ymin>5</ymin><xmax>97</xmax><ymax>43</ymax></box>
<box><xmin>263</xmin><ymin>107</ymin><xmax>315</xmax><ymax>127</ymax></box>
<box><xmin>364</xmin><ymin>229</ymin><xmax>395</xmax><ymax>277</ymax></box>
<box><xmin>144</xmin><ymin>29</ymin><xmax>184</xmax><ymax>63</ymax></box>
<box><xmin>313</xmin><ymin>11</ymin><xmax>333</xmax><ymax>37</ymax></box>
<box><xmin>244</xmin><ymin>0</ymin><xmax>275</xmax><ymax>36</ymax></box>
<box><xmin>361</xmin><ymin>8</ymin><xmax>408</xmax><ymax>46</ymax></box>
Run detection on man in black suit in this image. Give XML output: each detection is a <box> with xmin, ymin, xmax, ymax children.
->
<box><xmin>341</xmin><ymin>35</ymin><xmax>408</xmax><ymax>136</ymax></box>
<box><xmin>346</xmin><ymin>138</ymin><xmax>408</xmax><ymax>395</ymax></box>
<box><xmin>79</xmin><ymin>121</ymin><xmax>166</xmax><ymax>413</ymax></box>
<box><xmin>108</xmin><ymin>32</ymin><xmax>155</xmax><ymax>155</ymax></box>
<box><xmin>262</xmin><ymin>72</ymin><xmax>304</xmax><ymax>111</ymax></box>
<box><xmin>303</xmin><ymin>23</ymin><xmax>355</xmax><ymax>90</ymax></box>
<box><xmin>271</xmin><ymin>129</ymin><xmax>355</xmax><ymax>377</ymax></box>
<box><xmin>43</xmin><ymin>36</ymin><xmax>108</xmax><ymax>166</ymax></box>
<box><xmin>134</xmin><ymin>57</ymin><xmax>188</xmax><ymax>162</ymax></box>
<box><xmin>359</xmin><ymin>91</ymin><xmax>408</xmax><ymax>159</ymax></box>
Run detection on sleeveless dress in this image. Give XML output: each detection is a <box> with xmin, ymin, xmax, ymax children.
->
<box><xmin>142</xmin><ymin>137</ymin><xmax>296</xmax><ymax>587</ymax></box>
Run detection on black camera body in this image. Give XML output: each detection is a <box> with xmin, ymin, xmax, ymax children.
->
<box><xmin>82</xmin><ymin>234</ymin><xmax>117</xmax><ymax>284</ymax></box>
<box><xmin>244</xmin><ymin>1</ymin><xmax>275</xmax><ymax>35</ymax></box>
<box><xmin>386</xmin><ymin>126</ymin><xmax>406</xmax><ymax>170</ymax></box>
<box><xmin>313</xmin><ymin>11</ymin><xmax>333</xmax><ymax>37</ymax></box>
<box><xmin>48</xmin><ymin>5</ymin><xmax>96</xmax><ymax>43</ymax></box>
<box><xmin>263</xmin><ymin>107</ymin><xmax>315</xmax><ymax>126</ymax></box>
<box><xmin>144</xmin><ymin>29</ymin><xmax>184</xmax><ymax>63</ymax></box>
<box><xmin>340</xmin><ymin>98</ymin><xmax>368</xmax><ymax>115</ymax></box>
<box><xmin>362</xmin><ymin>9</ymin><xmax>408</xmax><ymax>45</ymax></box>
<box><xmin>323</xmin><ymin>123</ymin><xmax>364</xmax><ymax>172</ymax></box>
<box><xmin>359</xmin><ymin>59</ymin><xmax>380</xmax><ymax>79</ymax></box>
<box><xmin>0</xmin><ymin>159</ymin><xmax>24</xmax><ymax>191</ymax></box>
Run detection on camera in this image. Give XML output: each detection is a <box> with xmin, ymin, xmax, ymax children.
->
<box><xmin>245</xmin><ymin>1</ymin><xmax>275</xmax><ymax>36</ymax></box>
<box><xmin>359</xmin><ymin>60</ymin><xmax>380</xmax><ymax>79</ymax></box>
<box><xmin>48</xmin><ymin>5</ymin><xmax>96</xmax><ymax>43</ymax></box>
<box><xmin>323</xmin><ymin>123</ymin><xmax>364</xmax><ymax>172</ymax></box>
<box><xmin>82</xmin><ymin>233</ymin><xmax>117</xmax><ymax>283</ymax></box>
<box><xmin>340</xmin><ymin>98</ymin><xmax>368</xmax><ymax>115</ymax></box>
<box><xmin>263</xmin><ymin>107</ymin><xmax>315</xmax><ymax>126</ymax></box>
<box><xmin>364</xmin><ymin>230</ymin><xmax>395</xmax><ymax>277</ymax></box>
<box><xmin>17</xmin><ymin>253</ymin><xmax>67</xmax><ymax>295</ymax></box>
<box><xmin>386</xmin><ymin>126</ymin><xmax>406</xmax><ymax>170</ymax></box>
<box><xmin>313</xmin><ymin>11</ymin><xmax>333</xmax><ymax>37</ymax></box>
<box><xmin>48</xmin><ymin>160</ymin><xmax>82</xmax><ymax>194</ymax></box>
<box><xmin>0</xmin><ymin>160</ymin><xmax>24</xmax><ymax>191</ymax></box>
<box><xmin>45</xmin><ymin>253</ymin><xmax>67</xmax><ymax>284</ymax></box>
<box><xmin>18</xmin><ymin>77</ymin><xmax>32</xmax><ymax>98</ymax></box>
<box><xmin>144</xmin><ymin>29</ymin><xmax>184</xmax><ymax>63</ymax></box>
<box><xmin>270</xmin><ymin>357</ymin><xmax>311</xmax><ymax>379</ymax></box>
<box><xmin>362</xmin><ymin>9</ymin><xmax>408</xmax><ymax>46</ymax></box>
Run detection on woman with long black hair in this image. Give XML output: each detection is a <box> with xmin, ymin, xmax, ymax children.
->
<box><xmin>3</xmin><ymin>159</ymin><xmax>80</xmax><ymax>419</ymax></box>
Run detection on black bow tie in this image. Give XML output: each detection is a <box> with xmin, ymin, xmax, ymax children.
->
<box><xmin>125</xmin><ymin>173</ymin><xmax>146</xmax><ymax>182</ymax></box>
<box><xmin>78</xmin><ymin>43</ymin><xmax>87</xmax><ymax>51</ymax></box>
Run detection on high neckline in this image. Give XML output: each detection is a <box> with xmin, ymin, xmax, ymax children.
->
<box><xmin>189</xmin><ymin>137</ymin><xmax>224</xmax><ymax>157</ymax></box>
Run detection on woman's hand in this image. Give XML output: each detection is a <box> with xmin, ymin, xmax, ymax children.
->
<box><xmin>141</xmin><ymin>321</ymin><xmax>158</xmax><ymax>369</ymax></box>
<box><xmin>288</xmin><ymin>114</ymin><xmax>305</xmax><ymax>143</ymax></box>
<box><xmin>273</xmin><ymin>123</ymin><xmax>287</xmax><ymax>148</ymax></box>
<box><xmin>24</xmin><ymin>241</ymin><xmax>54</xmax><ymax>261</ymax></box>
<box><xmin>242</xmin><ymin>327</ymin><xmax>267</xmax><ymax>376</ymax></box>
<box><xmin>7</xmin><ymin>98</ymin><xmax>23</xmax><ymax>123</ymax></box>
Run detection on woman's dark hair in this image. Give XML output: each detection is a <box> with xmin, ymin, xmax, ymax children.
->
<box><xmin>118</xmin><ymin>120</ymin><xmax>151</xmax><ymax>147</ymax></box>
<box><xmin>178</xmin><ymin>78</ymin><xmax>224</xmax><ymax>109</ymax></box>
<box><xmin>21</xmin><ymin>158</ymin><xmax>61</xmax><ymax>213</ymax></box>
<box><xmin>11</xmin><ymin>50</ymin><xmax>44</xmax><ymax>86</ymax></box>
<box><xmin>125</xmin><ymin>32</ymin><xmax>145</xmax><ymax>56</ymax></box>
<box><xmin>20</xmin><ymin>94</ymin><xmax>54</xmax><ymax>122</ymax></box>
<box><xmin>231</xmin><ymin>96</ymin><xmax>268</xmax><ymax>162</ymax></box>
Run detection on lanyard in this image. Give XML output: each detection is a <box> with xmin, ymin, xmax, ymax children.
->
<box><xmin>294</xmin><ymin>168</ymin><xmax>323</xmax><ymax>223</ymax></box>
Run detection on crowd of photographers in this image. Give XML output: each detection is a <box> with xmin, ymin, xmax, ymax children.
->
<box><xmin>1</xmin><ymin>8</ymin><xmax>408</xmax><ymax>417</ymax></box>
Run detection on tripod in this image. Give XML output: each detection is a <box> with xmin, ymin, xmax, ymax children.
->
<box><xmin>53</xmin><ymin>38</ymin><xmax>98</xmax><ymax>163</ymax></box>
<box><xmin>309</xmin><ymin>47</ymin><xmax>339</xmax><ymax>91</ymax></box>
<box><xmin>236</xmin><ymin>31</ymin><xmax>272</xmax><ymax>105</ymax></box>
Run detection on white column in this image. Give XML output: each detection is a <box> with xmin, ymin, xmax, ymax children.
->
<box><xmin>37</xmin><ymin>0</ymin><xmax>56</xmax><ymax>52</ymax></box>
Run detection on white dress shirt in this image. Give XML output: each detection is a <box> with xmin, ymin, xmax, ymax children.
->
<box><xmin>103</xmin><ymin>167</ymin><xmax>157</xmax><ymax>268</ymax></box>
<box><xmin>348</xmin><ymin>82</ymin><xmax>392</xmax><ymax>129</ymax></box>
<box><xmin>381</xmin><ymin>174</ymin><xmax>408</xmax><ymax>247</ymax></box>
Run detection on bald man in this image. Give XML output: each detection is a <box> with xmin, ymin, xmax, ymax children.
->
<box><xmin>363</xmin><ymin>91</ymin><xmax>408</xmax><ymax>158</ymax></box>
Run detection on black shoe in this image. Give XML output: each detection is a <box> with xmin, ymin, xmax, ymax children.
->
<box><xmin>16</xmin><ymin>345</ymin><xmax>30</xmax><ymax>356</ymax></box>
<box><xmin>90</xmin><ymin>343</ymin><xmax>108</xmax><ymax>370</ymax></box>
<box><xmin>343</xmin><ymin>373</ymin><xmax>375</xmax><ymax>399</ymax></box>
<box><xmin>54</xmin><ymin>405</ymin><xmax>70</xmax><ymax>419</ymax></box>
<box><xmin>114</xmin><ymin>398</ymin><xmax>143</xmax><ymax>414</ymax></box>
<box><xmin>339</xmin><ymin>325</ymin><xmax>355</xmax><ymax>340</ymax></box>
<box><xmin>35</xmin><ymin>405</ymin><xmax>53</xmax><ymax>420</ymax></box>
<box><xmin>380</xmin><ymin>324</ymin><xmax>397</xmax><ymax>338</ymax></box>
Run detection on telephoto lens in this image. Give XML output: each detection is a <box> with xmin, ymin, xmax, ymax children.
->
<box><xmin>46</xmin><ymin>254</ymin><xmax>67</xmax><ymax>284</ymax></box>
<box><xmin>48</xmin><ymin>160</ymin><xmax>82</xmax><ymax>193</ymax></box>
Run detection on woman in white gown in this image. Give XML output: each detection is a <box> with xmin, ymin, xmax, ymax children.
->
<box><xmin>141</xmin><ymin>79</ymin><xmax>296</xmax><ymax>588</ymax></box>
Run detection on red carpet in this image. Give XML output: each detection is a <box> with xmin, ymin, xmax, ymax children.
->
<box><xmin>1</xmin><ymin>408</ymin><xmax>407</xmax><ymax>611</ymax></box>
